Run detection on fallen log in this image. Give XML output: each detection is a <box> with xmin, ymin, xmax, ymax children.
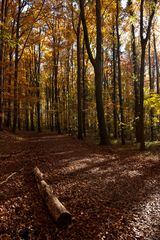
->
<box><xmin>34</xmin><ymin>167</ymin><xmax>71</xmax><ymax>228</ymax></box>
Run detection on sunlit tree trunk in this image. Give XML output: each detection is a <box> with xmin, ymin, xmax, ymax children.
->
<box><xmin>82</xmin><ymin>38</ymin><xmax>87</xmax><ymax>137</ymax></box>
<box><xmin>116</xmin><ymin>0</ymin><xmax>125</xmax><ymax>145</ymax></box>
<box><xmin>112</xmin><ymin>24</ymin><xmax>118</xmax><ymax>139</ymax></box>
<box><xmin>128</xmin><ymin>0</ymin><xmax>140</xmax><ymax>142</ymax></box>
<box><xmin>54</xmin><ymin>51</ymin><xmax>61</xmax><ymax>134</ymax></box>
<box><xmin>139</xmin><ymin>0</ymin><xmax>157</xmax><ymax>150</ymax></box>
<box><xmin>153</xmin><ymin>33</ymin><xmax>159</xmax><ymax>94</ymax></box>
<box><xmin>76</xmin><ymin>18</ymin><xmax>83</xmax><ymax>139</ymax></box>
<box><xmin>66</xmin><ymin>48</ymin><xmax>70</xmax><ymax>133</ymax></box>
<box><xmin>148</xmin><ymin>33</ymin><xmax>154</xmax><ymax>141</ymax></box>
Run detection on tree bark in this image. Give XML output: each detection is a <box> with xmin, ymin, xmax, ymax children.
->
<box><xmin>36</xmin><ymin>33</ymin><xmax>41</xmax><ymax>133</ymax></box>
<box><xmin>128</xmin><ymin>0</ymin><xmax>140</xmax><ymax>142</ymax></box>
<box><xmin>80</xmin><ymin>0</ymin><xmax>110</xmax><ymax>145</ymax></box>
<box><xmin>82</xmin><ymin>38</ymin><xmax>87</xmax><ymax>137</ymax></box>
<box><xmin>34</xmin><ymin>167</ymin><xmax>71</xmax><ymax>228</ymax></box>
<box><xmin>54</xmin><ymin>52</ymin><xmax>61</xmax><ymax>134</ymax></box>
<box><xmin>153</xmin><ymin>33</ymin><xmax>159</xmax><ymax>94</ymax></box>
<box><xmin>112</xmin><ymin>24</ymin><xmax>118</xmax><ymax>139</ymax></box>
<box><xmin>12</xmin><ymin>0</ymin><xmax>21</xmax><ymax>132</ymax></box>
<box><xmin>116</xmin><ymin>0</ymin><xmax>125</xmax><ymax>145</ymax></box>
<box><xmin>76</xmin><ymin>18</ymin><xmax>83</xmax><ymax>140</ymax></box>
<box><xmin>148</xmin><ymin>33</ymin><xmax>154</xmax><ymax>141</ymax></box>
<box><xmin>139</xmin><ymin>0</ymin><xmax>157</xmax><ymax>150</ymax></box>
<box><xmin>0</xmin><ymin>0</ymin><xmax>6</xmax><ymax>130</ymax></box>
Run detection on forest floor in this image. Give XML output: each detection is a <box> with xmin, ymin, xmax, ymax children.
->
<box><xmin>0</xmin><ymin>131</ymin><xmax>160</xmax><ymax>240</ymax></box>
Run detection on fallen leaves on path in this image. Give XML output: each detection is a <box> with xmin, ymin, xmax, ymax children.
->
<box><xmin>0</xmin><ymin>131</ymin><xmax>160</xmax><ymax>240</ymax></box>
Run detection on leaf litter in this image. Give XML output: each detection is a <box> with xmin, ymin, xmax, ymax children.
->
<box><xmin>0</xmin><ymin>131</ymin><xmax>160</xmax><ymax>240</ymax></box>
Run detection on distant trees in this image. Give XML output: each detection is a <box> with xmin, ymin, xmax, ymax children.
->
<box><xmin>0</xmin><ymin>0</ymin><xmax>159</xmax><ymax>149</ymax></box>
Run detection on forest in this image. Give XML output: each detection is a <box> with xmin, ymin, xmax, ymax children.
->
<box><xmin>0</xmin><ymin>0</ymin><xmax>159</xmax><ymax>149</ymax></box>
<box><xmin>0</xmin><ymin>0</ymin><xmax>160</xmax><ymax>239</ymax></box>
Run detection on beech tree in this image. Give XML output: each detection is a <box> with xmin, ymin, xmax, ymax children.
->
<box><xmin>79</xmin><ymin>0</ymin><xmax>110</xmax><ymax>145</ymax></box>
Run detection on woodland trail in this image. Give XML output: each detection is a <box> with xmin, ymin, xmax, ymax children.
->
<box><xmin>0</xmin><ymin>131</ymin><xmax>160</xmax><ymax>240</ymax></box>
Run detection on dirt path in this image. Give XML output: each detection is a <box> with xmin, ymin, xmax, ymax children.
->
<box><xmin>0</xmin><ymin>131</ymin><xmax>160</xmax><ymax>240</ymax></box>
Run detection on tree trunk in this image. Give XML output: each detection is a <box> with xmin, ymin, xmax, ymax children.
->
<box><xmin>6</xmin><ymin>48</ymin><xmax>13</xmax><ymax>128</ymax></box>
<box><xmin>80</xmin><ymin>0</ymin><xmax>110</xmax><ymax>145</ymax></box>
<box><xmin>153</xmin><ymin>33</ymin><xmax>159</xmax><ymax>94</ymax></box>
<box><xmin>139</xmin><ymin>45</ymin><xmax>146</xmax><ymax>150</ymax></box>
<box><xmin>139</xmin><ymin>0</ymin><xmax>157</xmax><ymax>150</ymax></box>
<box><xmin>148</xmin><ymin>33</ymin><xmax>154</xmax><ymax>141</ymax></box>
<box><xmin>34</xmin><ymin>167</ymin><xmax>71</xmax><ymax>228</ymax></box>
<box><xmin>112</xmin><ymin>24</ymin><xmax>118</xmax><ymax>139</ymax></box>
<box><xmin>0</xmin><ymin>0</ymin><xmax>5</xmax><ymax>130</ymax></box>
<box><xmin>128</xmin><ymin>0</ymin><xmax>140</xmax><ymax>142</ymax></box>
<box><xmin>54</xmin><ymin>54</ymin><xmax>61</xmax><ymax>134</ymax></box>
<box><xmin>51</xmin><ymin>69</ymin><xmax>54</xmax><ymax>131</ymax></box>
<box><xmin>36</xmin><ymin>37</ymin><xmax>41</xmax><ymax>132</ymax></box>
<box><xmin>76</xmin><ymin>18</ymin><xmax>83</xmax><ymax>140</ymax></box>
<box><xmin>82</xmin><ymin>38</ymin><xmax>87</xmax><ymax>137</ymax></box>
<box><xmin>13</xmin><ymin>0</ymin><xmax>21</xmax><ymax>132</ymax></box>
<box><xmin>30</xmin><ymin>106</ymin><xmax>35</xmax><ymax>131</ymax></box>
<box><xmin>116</xmin><ymin>0</ymin><xmax>125</xmax><ymax>145</ymax></box>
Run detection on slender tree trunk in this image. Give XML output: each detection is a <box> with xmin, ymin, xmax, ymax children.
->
<box><xmin>0</xmin><ymin>0</ymin><xmax>5</xmax><ymax>130</ymax></box>
<box><xmin>112</xmin><ymin>24</ymin><xmax>117</xmax><ymax>139</ymax></box>
<box><xmin>82</xmin><ymin>38</ymin><xmax>87</xmax><ymax>137</ymax></box>
<box><xmin>6</xmin><ymin>17</ymin><xmax>15</xmax><ymax>128</ymax></box>
<box><xmin>18</xmin><ymin>100</ymin><xmax>21</xmax><ymax>130</ymax></box>
<box><xmin>148</xmin><ymin>33</ymin><xmax>154</xmax><ymax>141</ymax></box>
<box><xmin>66</xmin><ymin>48</ymin><xmax>70</xmax><ymax>133</ymax></box>
<box><xmin>153</xmin><ymin>33</ymin><xmax>159</xmax><ymax>94</ymax></box>
<box><xmin>51</xmin><ymin>72</ymin><xmax>54</xmax><ymax>131</ymax></box>
<box><xmin>13</xmin><ymin>0</ymin><xmax>21</xmax><ymax>132</ymax></box>
<box><xmin>30</xmin><ymin>106</ymin><xmax>35</xmax><ymax>131</ymax></box>
<box><xmin>45</xmin><ymin>85</ymin><xmax>49</xmax><ymax>129</ymax></box>
<box><xmin>36</xmin><ymin>38</ymin><xmax>41</xmax><ymax>132</ymax></box>
<box><xmin>139</xmin><ymin>45</ymin><xmax>146</xmax><ymax>150</ymax></box>
<box><xmin>116</xmin><ymin>0</ymin><xmax>125</xmax><ymax>145</ymax></box>
<box><xmin>29</xmin><ymin>60</ymin><xmax>35</xmax><ymax>131</ymax></box>
<box><xmin>54</xmin><ymin>53</ymin><xmax>61</xmax><ymax>134</ymax></box>
<box><xmin>6</xmin><ymin>49</ymin><xmax>12</xmax><ymax>128</ymax></box>
<box><xmin>131</xmin><ymin>24</ymin><xmax>140</xmax><ymax>142</ymax></box>
<box><xmin>76</xmin><ymin>19</ymin><xmax>83</xmax><ymax>140</ymax></box>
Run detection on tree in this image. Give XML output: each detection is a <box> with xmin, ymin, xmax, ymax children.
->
<box><xmin>71</xmin><ymin>3</ymin><xmax>83</xmax><ymax>140</ymax></box>
<box><xmin>79</xmin><ymin>0</ymin><xmax>110</xmax><ymax>145</ymax></box>
<box><xmin>128</xmin><ymin>0</ymin><xmax>140</xmax><ymax>142</ymax></box>
<box><xmin>116</xmin><ymin>0</ymin><xmax>125</xmax><ymax>145</ymax></box>
<box><xmin>0</xmin><ymin>0</ymin><xmax>8</xmax><ymax>130</ymax></box>
<box><xmin>139</xmin><ymin>0</ymin><xmax>157</xmax><ymax>150</ymax></box>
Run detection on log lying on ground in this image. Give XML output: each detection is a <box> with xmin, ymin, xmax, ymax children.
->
<box><xmin>34</xmin><ymin>167</ymin><xmax>71</xmax><ymax>228</ymax></box>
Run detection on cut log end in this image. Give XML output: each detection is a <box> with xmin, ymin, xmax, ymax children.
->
<box><xmin>56</xmin><ymin>212</ymin><xmax>72</xmax><ymax>228</ymax></box>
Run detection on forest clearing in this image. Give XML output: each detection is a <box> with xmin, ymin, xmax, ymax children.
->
<box><xmin>0</xmin><ymin>131</ymin><xmax>160</xmax><ymax>240</ymax></box>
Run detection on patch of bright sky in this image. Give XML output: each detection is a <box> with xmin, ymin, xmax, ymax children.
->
<box><xmin>121</xmin><ymin>0</ymin><xmax>127</xmax><ymax>8</ymax></box>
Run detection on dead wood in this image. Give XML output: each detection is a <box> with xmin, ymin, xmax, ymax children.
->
<box><xmin>0</xmin><ymin>172</ymin><xmax>17</xmax><ymax>185</ymax></box>
<box><xmin>34</xmin><ymin>166</ymin><xmax>71</xmax><ymax>228</ymax></box>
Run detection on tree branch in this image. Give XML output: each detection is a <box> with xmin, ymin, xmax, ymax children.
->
<box><xmin>79</xmin><ymin>0</ymin><xmax>95</xmax><ymax>67</ymax></box>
